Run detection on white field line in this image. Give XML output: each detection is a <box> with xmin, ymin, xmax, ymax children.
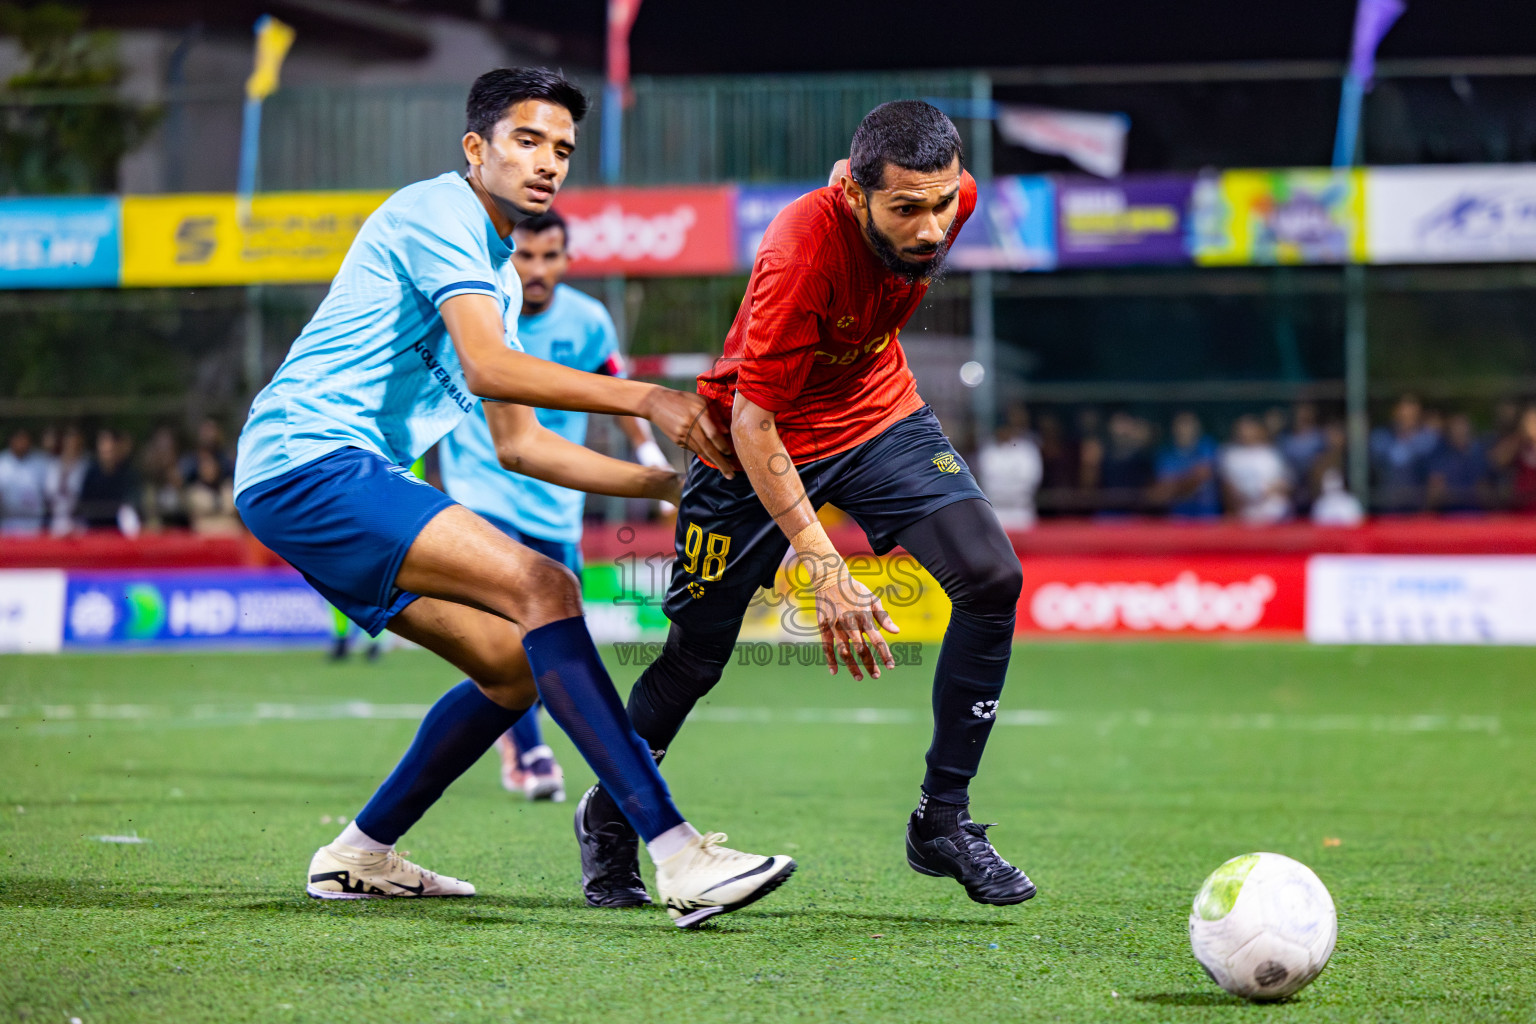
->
<box><xmin>0</xmin><ymin>703</ymin><xmax>1502</xmax><ymax>735</ymax></box>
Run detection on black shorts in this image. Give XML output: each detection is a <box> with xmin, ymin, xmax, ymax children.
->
<box><xmin>662</xmin><ymin>405</ymin><xmax>987</xmax><ymax>632</ymax></box>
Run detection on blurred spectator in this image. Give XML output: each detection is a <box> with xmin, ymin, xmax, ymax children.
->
<box><xmin>1280</xmin><ymin>402</ymin><xmax>1327</xmax><ymax>508</ymax></box>
<box><xmin>1098</xmin><ymin>411</ymin><xmax>1154</xmax><ymax>513</ymax></box>
<box><xmin>45</xmin><ymin>426</ymin><xmax>88</xmax><ymax>534</ymax></box>
<box><xmin>1426</xmin><ymin>413</ymin><xmax>1491</xmax><ymax>512</ymax></box>
<box><xmin>179</xmin><ymin>417</ymin><xmax>233</xmax><ymax>485</ymax></box>
<box><xmin>1151</xmin><ymin>410</ymin><xmax>1220</xmax><ymax>518</ymax></box>
<box><xmin>1262</xmin><ymin>406</ymin><xmax>1288</xmax><ymax>447</ymax></box>
<box><xmin>976</xmin><ymin>405</ymin><xmax>1042</xmax><ymax>530</ymax></box>
<box><xmin>184</xmin><ymin>444</ymin><xmax>240</xmax><ymax>533</ymax></box>
<box><xmin>77</xmin><ymin>429</ymin><xmax>142</xmax><ymax>535</ymax></box>
<box><xmin>1311</xmin><ymin>468</ymin><xmax>1365</xmax><ymax>526</ymax></box>
<box><xmin>1219</xmin><ymin>415</ymin><xmax>1290</xmax><ymax>524</ymax></box>
<box><xmin>0</xmin><ymin>428</ymin><xmax>51</xmax><ymax>535</ymax></box>
<box><xmin>141</xmin><ymin>425</ymin><xmax>191</xmax><ymax>530</ymax></box>
<box><xmin>1035</xmin><ymin>412</ymin><xmax>1080</xmax><ymax>514</ymax></box>
<box><xmin>1370</xmin><ymin>394</ymin><xmax>1439</xmax><ymax>512</ymax></box>
<box><xmin>1494</xmin><ymin>405</ymin><xmax>1536</xmax><ymax>512</ymax></box>
<box><xmin>1076</xmin><ymin>407</ymin><xmax>1105</xmax><ymax>495</ymax></box>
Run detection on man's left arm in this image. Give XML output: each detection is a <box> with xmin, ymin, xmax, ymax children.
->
<box><xmin>483</xmin><ymin>401</ymin><xmax>680</xmax><ymax>504</ymax></box>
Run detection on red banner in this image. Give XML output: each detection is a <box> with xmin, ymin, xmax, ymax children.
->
<box><xmin>555</xmin><ymin>186</ymin><xmax>737</xmax><ymax>277</ymax></box>
<box><xmin>1016</xmin><ymin>557</ymin><xmax>1307</xmax><ymax>636</ymax></box>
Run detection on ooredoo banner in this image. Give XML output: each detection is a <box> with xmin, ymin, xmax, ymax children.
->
<box><xmin>1055</xmin><ymin>175</ymin><xmax>1194</xmax><ymax>266</ymax></box>
<box><xmin>1366</xmin><ymin>165</ymin><xmax>1536</xmax><ymax>264</ymax></box>
<box><xmin>1306</xmin><ymin>555</ymin><xmax>1536</xmax><ymax>644</ymax></box>
<box><xmin>555</xmin><ymin>185</ymin><xmax>737</xmax><ymax>277</ymax></box>
<box><xmin>1016</xmin><ymin>557</ymin><xmax>1307</xmax><ymax>636</ymax></box>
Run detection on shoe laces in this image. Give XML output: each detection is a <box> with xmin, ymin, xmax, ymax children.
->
<box><xmin>696</xmin><ymin>832</ymin><xmax>753</xmax><ymax>866</ymax></box>
<box><xmin>956</xmin><ymin>821</ymin><xmax>1009</xmax><ymax>876</ymax></box>
<box><xmin>380</xmin><ymin>848</ymin><xmax>438</xmax><ymax>883</ymax></box>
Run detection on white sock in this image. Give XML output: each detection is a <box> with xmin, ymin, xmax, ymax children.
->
<box><xmin>335</xmin><ymin>821</ymin><xmax>390</xmax><ymax>852</ymax></box>
<box><xmin>645</xmin><ymin>822</ymin><xmax>701</xmax><ymax>863</ymax></box>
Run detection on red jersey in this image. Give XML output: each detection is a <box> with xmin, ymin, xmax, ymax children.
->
<box><xmin>697</xmin><ymin>171</ymin><xmax>977</xmax><ymax>463</ymax></box>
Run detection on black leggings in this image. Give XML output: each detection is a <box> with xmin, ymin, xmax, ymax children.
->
<box><xmin>621</xmin><ymin>497</ymin><xmax>1021</xmax><ymax>802</ymax></box>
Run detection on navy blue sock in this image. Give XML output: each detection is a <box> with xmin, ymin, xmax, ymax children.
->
<box><xmin>508</xmin><ymin>699</ymin><xmax>545</xmax><ymax>755</ymax></box>
<box><xmin>354</xmin><ymin>679</ymin><xmax>526</xmax><ymax>845</ymax></box>
<box><xmin>522</xmin><ymin>616</ymin><xmax>685</xmax><ymax>841</ymax></box>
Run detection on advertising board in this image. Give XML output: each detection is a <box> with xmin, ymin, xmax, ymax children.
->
<box><xmin>949</xmin><ymin>176</ymin><xmax>1056</xmax><ymax>271</ymax></box>
<box><xmin>734</xmin><ymin>183</ymin><xmax>818</xmax><ymax>269</ymax></box>
<box><xmin>1193</xmin><ymin>169</ymin><xmax>1365</xmax><ymax>265</ymax></box>
<box><xmin>1055</xmin><ymin>175</ymin><xmax>1194</xmax><ymax>266</ymax></box>
<box><xmin>63</xmin><ymin>569</ymin><xmax>335</xmax><ymax>647</ymax></box>
<box><xmin>0</xmin><ymin>570</ymin><xmax>66</xmax><ymax>652</ymax></box>
<box><xmin>0</xmin><ymin>197</ymin><xmax>120</xmax><ymax>288</ymax></box>
<box><xmin>1366</xmin><ymin>165</ymin><xmax>1536</xmax><ymax>264</ymax></box>
<box><xmin>555</xmin><ymin>185</ymin><xmax>737</xmax><ymax>277</ymax></box>
<box><xmin>119</xmin><ymin>191</ymin><xmax>389</xmax><ymax>286</ymax></box>
<box><xmin>1305</xmin><ymin>555</ymin><xmax>1536</xmax><ymax>644</ymax></box>
<box><xmin>1017</xmin><ymin>557</ymin><xmax>1307</xmax><ymax>636</ymax></box>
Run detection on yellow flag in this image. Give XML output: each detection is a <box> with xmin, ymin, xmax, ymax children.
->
<box><xmin>245</xmin><ymin>15</ymin><xmax>295</xmax><ymax>102</ymax></box>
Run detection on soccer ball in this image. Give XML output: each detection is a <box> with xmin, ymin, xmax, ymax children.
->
<box><xmin>1188</xmin><ymin>852</ymin><xmax>1337</xmax><ymax>1001</ymax></box>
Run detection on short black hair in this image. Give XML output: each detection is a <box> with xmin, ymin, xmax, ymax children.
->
<box><xmin>465</xmin><ymin>67</ymin><xmax>588</xmax><ymax>140</ymax></box>
<box><xmin>514</xmin><ymin>209</ymin><xmax>568</xmax><ymax>248</ymax></box>
<box><xmin>849</xmin><ymin>100</ymin><xmax>963</xmax><ymax>191</ymax></box>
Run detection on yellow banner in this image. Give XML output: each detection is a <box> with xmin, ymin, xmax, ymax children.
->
<box><xmin>246</xmin><ymin>16</ymin><xmax>296</xmax><ymax>102</ymax></box>
<box><xmin>119</xmin><ymin>191</ymin><xmax>389</xmax><ymax>287</ymax></box>
<box><xmin>736</xmin><ymin>554</ymin><xmax>955</xmax><ymax>645</ymax></box>
<box><xmin>1194</xmin><ymin>168</ymin><xmax>1365</xmax><ymax>266</ymax></box>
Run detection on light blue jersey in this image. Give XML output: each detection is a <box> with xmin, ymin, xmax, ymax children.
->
<box><xmin>235</xmin><ymin>172</ymin><xmax>522</xmax><ymax>497</ymax></box>
<box><xmin>438</xmin><ymin>283</ymin><xmax>621</xmax><ymax>544</ymax></box>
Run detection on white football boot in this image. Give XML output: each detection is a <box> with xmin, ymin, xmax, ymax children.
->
<box><xmin>654</xmin><ymin>832</ymin><xmax>796</xmax><ymax>929</ymax></box>
<box><xmin>305</xmin><ymin>842</ymin><xmax>476</xmax><ymax>899</ymax></box>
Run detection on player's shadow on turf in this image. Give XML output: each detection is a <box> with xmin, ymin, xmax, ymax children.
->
<box><xmin>1134</xmin><ymin>993</ymin><xmax>1249</xmax><ymax>1007</ymax></box>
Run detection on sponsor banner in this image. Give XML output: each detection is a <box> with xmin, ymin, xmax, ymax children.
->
<box><xmin>0</xmin><ymin>197</ymin><xmax>120</xmax><ymax>288</ymax></box>
<box><xmin>1306</xmin><ymin>555</ymin><xmax>1536</xmax><ymax>645</ymax></box>
<box><xmin>1193</xmin><ymin>169</ymin><xmax>1365</xmax><ymax>266</ymax></box>
<box><xmin>950</xmin><ymin>176</ymin><xmax>1056</xmax><ymax>271</ymax></box>
<box><xmin>119</xmin><ymin>191</ymin><xmax>388</xmax><ymax>286</ymax></box>
<box><xmin>0</xmin><ymin>570</ymin><xmax>66</xmax><ymax>652</ymax></box>
<box><xmin>555</xmin><ymin>185</ymin><xmax>737</xmax><ymax>277</ymax></box>
<box><xmin>1018</xmin><ymin>557</ymin><xmax>1306</xmax><ymax>636</ymax></box>
<box><xmin>1367</xmin><ymin>165</ymin><xmax>1536</xmax><ymax>264</ymax></box>
<box><xmin>735</xmin><ymin>183</ymin><xmax>818</xmax><ymax>269</ymax></box>
<box><xmin>1056</xmin><ymin>175</ymin><xmax>1195</xmax><ymax>266</ymax></box>
<box><xmin>63</xmin><ymin>569</ymin><xmax>335</xmax><ymax>647</ymax></box>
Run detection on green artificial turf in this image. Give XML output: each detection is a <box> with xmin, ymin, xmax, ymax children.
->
<box><xmin>2</xmin><ymin>642</ymin><xmax>1532</xmax><ymax>1023</ymax></box>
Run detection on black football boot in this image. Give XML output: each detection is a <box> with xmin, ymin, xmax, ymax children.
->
<box><xmin>906</xmin><ymin>806</ymin><xmax>1037</xmax><ymax>906</ymax></box>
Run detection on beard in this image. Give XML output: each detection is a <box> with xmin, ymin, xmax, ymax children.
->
<box><xmin>862</xmin><ymin>213</ymin><xmax>951</xmax><ymax>284</ymax></box>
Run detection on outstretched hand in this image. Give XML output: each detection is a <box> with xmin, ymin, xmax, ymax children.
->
<box><xmin>814</xmin><ymin>570</ymin><xmax>900</xmax><ymax>680</ymax></box>
<box><xmin>642</xmin><ymin>388</ymin><xmax>738</xmax><ymax>478</ymax></box>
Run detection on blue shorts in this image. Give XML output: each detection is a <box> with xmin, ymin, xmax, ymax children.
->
<box><xmin>480</xmin><ymin>515</ymin><xmax>583</xmax><ymax>575</ymax></box>
<box><xmin>663</xmin><ymin>405</ymin><xmax>986</xmax><ymax>632</ymax></box>
<box><xmin>235</xmin><ymin>447</ymin><xmax>455</xmax><ymax>636</ymax></box>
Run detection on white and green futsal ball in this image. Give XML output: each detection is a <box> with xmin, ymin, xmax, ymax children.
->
<box><xmin>1188</xmin><ymin>852</ymin><xmax>1337</xmax><ymax>1001</ymax></box>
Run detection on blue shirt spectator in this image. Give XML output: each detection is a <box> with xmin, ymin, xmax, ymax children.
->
<box><xmin>1154</xmin><ymin>411</ymin><xmax>1221</xmax><ymax>518</ymax></box>
<box><xmin>1370</xmin><ymin>395</ymin><xmax>1439</xmax><ymax>511</ymax></box>
<box><xmin>1426</xmin><ymin>414</ymin><xmax>1489</xmax><ymax>512</ymax></box>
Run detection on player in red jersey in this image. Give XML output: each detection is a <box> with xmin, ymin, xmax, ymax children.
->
<box><xmin>575</xmin><ymin>101</ymin><xmax>1035</xmax><ymax>909</ymax></box>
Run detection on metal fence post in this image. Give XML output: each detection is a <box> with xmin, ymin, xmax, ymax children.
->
<box><xmin>968</xmin><ymin>71</ymin><xmax>997</xmax><ymax>446</ymax></box>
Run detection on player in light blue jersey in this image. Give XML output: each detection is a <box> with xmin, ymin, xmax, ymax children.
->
<box><xmin>233</xmin><ymin>68</ymin><xmax>794</xmax><ymax>928</ymax></box>
<box><xmin>438</xmin><ymin>209</ymin><xmax>674</xmax><ymax>803</ymax></box>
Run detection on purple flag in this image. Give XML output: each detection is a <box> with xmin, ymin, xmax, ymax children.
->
<box><xmin>1350</xmin><ymin>0</ymin><xmax>1406</xmax><ymax>88</ymax></box>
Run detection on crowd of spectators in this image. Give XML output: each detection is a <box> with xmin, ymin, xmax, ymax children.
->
<box><xmin>0</xmin><ymin>418</ymin><xmax>237</xmax><ymax>537</ymax></box>
<box><xmin>974</xmin><ymin>396</ymin><xmax>1536</xmax><ymax>526</ymax></box>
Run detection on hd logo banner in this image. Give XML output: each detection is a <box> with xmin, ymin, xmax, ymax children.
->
<box><xmin>63</xmin><ymin>569</ymin><xmax>335</xmax><ymax>647</ymax></box>
<box><xmin>119</xmin><ymin>191</ymin><xmax>389</xmax><ymax>286</ymax></box>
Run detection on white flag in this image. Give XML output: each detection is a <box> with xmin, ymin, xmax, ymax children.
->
<box><xmin>996</xmin><ymin>105</ymin><xmax>1130</xmax><ymax>179</ymax></box>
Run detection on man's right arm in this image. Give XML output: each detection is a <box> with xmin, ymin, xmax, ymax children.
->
<box><xmin>439</xmin><ymin>293</ymin><xmax>734</xmax><ymax>476</ymax></box>
<box><xmin>730</xmin><ymin>392</ymin><xmax>897</xmax><ymax>680</ymax></box>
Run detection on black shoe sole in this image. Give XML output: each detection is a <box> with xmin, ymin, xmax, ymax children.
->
<box><xmin>672</xmin><ymin>858</ymin><xmax>797</xmax><ymax>929</ymax></box>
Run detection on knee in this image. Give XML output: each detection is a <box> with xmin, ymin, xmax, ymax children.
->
<box><xmin>953</xmin><ymin>550</ymin><xmax>1023</xmax><ymax>616</ymax></box>
<box><xmin>517</xmin><ymin>557</ymin><xmax>583</xmax><ymax>627</ymax></box>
